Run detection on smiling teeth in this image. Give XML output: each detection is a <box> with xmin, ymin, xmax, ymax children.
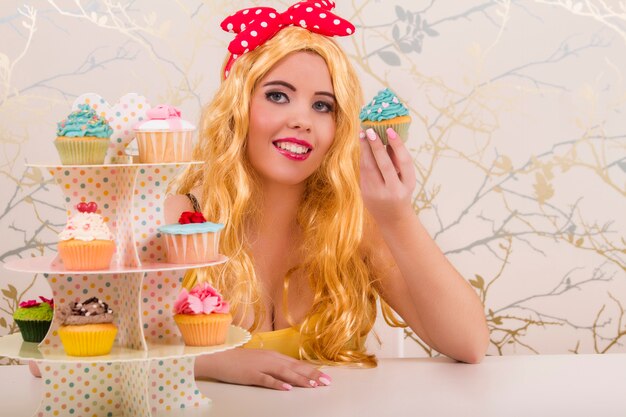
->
<box><xmin>276</xmin><ymin>142</ymin><xmax>309</xmax><ymax>155</ymax></box>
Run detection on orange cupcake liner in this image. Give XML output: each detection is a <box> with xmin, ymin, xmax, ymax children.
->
<box><xmin>174</xmin><ymin>314</ymin><xmax>232</xmax><ymax>346</ymax></box>
<box><xmin>135</xmin><ymin>131</ymin><xmax>194</xmax><ymax>163</ymax></box>
<box><xmin>58</xmin><ymin>239</ymin><xmax>115</xmax><ymax>270</ymax></box>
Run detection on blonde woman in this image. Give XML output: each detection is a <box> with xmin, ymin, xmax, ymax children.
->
<box><xmin>166</xmin><ymin>1</ymin><xmax>489</xmax><ymax>391</ymax></box>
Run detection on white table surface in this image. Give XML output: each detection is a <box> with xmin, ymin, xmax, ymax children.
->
<box><xmin>1</xmin><ymin>354</ymin><xmax>625</xmax><ymax>417</ymax></box>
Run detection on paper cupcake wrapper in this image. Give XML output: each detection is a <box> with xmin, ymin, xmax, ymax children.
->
<box><xmin>135</xmin><ymin>131</ymin><xmax>194</xmax><ymax>163</ymax></box>
<box><xmin>58</xmin><ymin>240</ymin><xmax>115</xmax><ymax>270</ymax></box>
<box><xmin>163</xmin><ymin>232</ymin><xmax>220</xmax><ymax>264</ymax></box>
<box><xmin>14</xmin><ymin>319</ymin><xmax>52</xmax><ymax>343</ymax></box>
<box><xmin>58</xmin><ymin>324</ymin><xmax>117</xmax><ymax>356</ymax></box>
<box><xmin>174</xmin><ymin>314</ymin><xmax>232</xmax><ymax>346</ymax></box>
<box><xmin>362</xmin><ymin>120</ymin><xmax>411</xmax><ymax>145</ymax></box>
<box><xmin>54</xmin><ymin>137</ymin><xmax>109</xmax><ymax>165</ymax></box>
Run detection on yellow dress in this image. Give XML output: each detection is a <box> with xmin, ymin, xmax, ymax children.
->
<box><xmin>183</xmin><ymin>268</ymin><xmax>304</xmax><ymax>358</ymax></box>
<box><xmin>243</xmin><ymin>327</ymin><xmax>302</xmax><ymax>359</ymax></box>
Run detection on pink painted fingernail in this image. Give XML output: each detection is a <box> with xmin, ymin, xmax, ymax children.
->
<box><xmin>319</xmin><ymin>376</ymin><xmax>332</xmax><ymax>386</ymax></box>
<box><xmin>386</xmin><ymin>128</ymin><xmax>398</xmax><ymax>140</ymax></box>
<box><xmin>282</xmin><ymin>383</ymin><xmax>293</xmax><ymax>391</ymax></box>
<box><xmin>359</xmin><ymin>130</ymin><xmax>366</xmax><ymax>140</ymax></box>
<box><xmin>365</xmin><ymin>128</ymin><xmax>377</xmax><ymax>141</ymax></box>
<box><xmin>309</xmin><ymin>379</ymin><xmax>318</xmax><ymax>387</ymax></box>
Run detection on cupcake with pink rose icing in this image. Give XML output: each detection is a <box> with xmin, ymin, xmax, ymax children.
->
<box><xmin>173</xmin><ymin>283</ymin><xmax>232</xmax><ymax>346</ymax></box>
<box><xmin>133</xmin><ymin>104</ymin><xmax>196</xmax><ymax>163</ymax></box>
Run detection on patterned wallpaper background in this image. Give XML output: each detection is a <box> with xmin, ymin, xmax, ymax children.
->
<box><xmin>0</xmin><ymin>0</ymin><xmax>624</xmax><ymax>363</ymax></box>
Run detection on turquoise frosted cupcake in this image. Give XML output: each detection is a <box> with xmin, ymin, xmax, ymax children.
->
<box><xmin>158</xmin><ymin>211</ymin><xmax>224</xmax><ymax>264</ymax></box>
<box><xmin>54</xmin><ymin>104</ymin><xmax>113</xmax><ymax>165</ymax></box>
<box><xmin>360</xmin><ymin>88</ymin><xmax>411</xmax><ymax>145</ymax></box>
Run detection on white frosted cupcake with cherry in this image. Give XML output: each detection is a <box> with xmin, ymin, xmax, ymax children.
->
<box><xmin>58</xmin><ymin>202</ymin><xmax>115</xmax><ymax>270</ymax></box>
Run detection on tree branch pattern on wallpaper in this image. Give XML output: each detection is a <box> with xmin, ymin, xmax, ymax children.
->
<box><xmin>0</xmin><ymin>1</ymin><xmax>624</xmax><ymax>363</ymax></box>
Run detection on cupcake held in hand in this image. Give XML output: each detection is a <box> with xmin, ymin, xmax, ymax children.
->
<box><xmin>55</xmin><ymin>104</ymin><xmax>113</xmax><ymax>165</ymax></box>
<box><xmin>360</xmin><ymin>88</ymin><xmax>411</xmax><ymax>145</ymax></box>
<box><xmin>158</xmin><ymin>211</ymin><xmax>224</xmax><ymax>264</ymax></box>
<box><xmin>13</xmin><ymin>296</ymin><xmax>54</xmax><ymax>343</ymax></box>
<box><xmin>58</xmin><ymin>202</ymin><xmax>115</xmax><ymax>270</ymax></box>
<box><xmin>173</xmin><ymin>283</ymin><xmax>232</xmax><ymax>346</ymax></box>
<box><xmin>57</xmin><ymin>297</ymin><xmax>117</xmax><ymax>356</ymax></box>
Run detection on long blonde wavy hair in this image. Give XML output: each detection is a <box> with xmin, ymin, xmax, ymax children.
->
<box><xmin>175</xmin><ymin>27</ymin><xmax>380</xmax><ymax>366</ymax></box>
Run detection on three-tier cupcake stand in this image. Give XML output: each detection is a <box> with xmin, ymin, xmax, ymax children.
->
<box><xmin>0</xmin><ymin>94</ymin><xmax>249</xmax><ymax>416</ymax></box>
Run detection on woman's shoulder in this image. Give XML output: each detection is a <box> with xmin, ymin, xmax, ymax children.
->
<box><xmin>163</xmin><ymin>186</ymin><xmax>203</xmax><ymax>224</ymax></box>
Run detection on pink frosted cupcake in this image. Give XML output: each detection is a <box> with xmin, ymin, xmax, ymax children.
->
<box><xmin>173</xmin><ymin>283</ymin><xmax>232</xmax><ymax>346</ymax></box>
<box><xmin>133</xmin><ymin>104</ymin><xmax>196</xmax><ymax>163</ymax></box>
<box><xmin>157</xmin><ymin>211</ymin><xmax>224</xmax><ymax>264</ymax></box>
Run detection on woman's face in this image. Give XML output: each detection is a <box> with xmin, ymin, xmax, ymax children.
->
<box><xmin>247</xmin><ymin>51</ymin><xmax>336</xmax><ymax>187</ymax></box>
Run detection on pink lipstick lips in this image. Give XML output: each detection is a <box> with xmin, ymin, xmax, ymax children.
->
<box><xmin>272</xmin><ymin>138</ymin><xmax>313</xmax><ymax>161</ymax></box>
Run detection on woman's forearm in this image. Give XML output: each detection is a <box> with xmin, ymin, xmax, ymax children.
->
<box><xmin>377</xmin><ymin>206</ymin><xmax>490</xmax><ymax>363</ymax></box>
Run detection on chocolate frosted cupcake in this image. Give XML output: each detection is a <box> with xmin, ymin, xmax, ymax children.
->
<box><xmin>57</xmin><ymin>297</ymin><xmax>117</xmax><ymax>356</ymax></box>
<box><xmin>360</xmin><ymin>88</ymin><xmax>411</xmax><ymax>145</ymax></box>
<box><xmin>13</xmin><ymin>297</ymin><xmax>54</xmax><ymax>343</ymax></box>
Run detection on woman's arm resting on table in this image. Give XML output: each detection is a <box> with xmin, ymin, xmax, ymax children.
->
<box><xmin>360</xmin><ymin>128</ymin><xmax>489</xmax><ymax>364</ymax></box>
<box><xmin>195</xmin><ymin>348</ymin><xmax>332</xmax><ymax>390</ymax></box>
<box><xmin>165</xmin><ymin>194</ymin><xmax>332</xmax><ymax>390</ymax></box>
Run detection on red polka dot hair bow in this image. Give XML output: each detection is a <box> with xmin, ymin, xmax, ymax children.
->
<box><xmin>220</xmin><ymin>0</ymin><xmax>355</xmax><ymax>77</ymax></box>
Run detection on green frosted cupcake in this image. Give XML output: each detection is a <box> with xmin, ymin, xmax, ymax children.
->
<box><xmin>13</xmin><ymin>297</ymin><xmax>54</xmax><ymax>343</ymax></box>
<box><xmin>360</xmin><ymin>88</ymin><xmax>411</xmax><ymax>145</ymax></box>
<box><xmin>54</xmin><ymin>104</ymin><xmax>113</xmax><ymax>165</ymax></box>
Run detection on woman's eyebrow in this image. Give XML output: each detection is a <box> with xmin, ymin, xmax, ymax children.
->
<box><xmin>262</xmin><ymin>80</ymin><xmax>296</xmax><ymax>91</ymax></box>
<box><xmin>316</xmin><ymin>91</ymin><xmax>336</xmax><ymax>101</ymax></box>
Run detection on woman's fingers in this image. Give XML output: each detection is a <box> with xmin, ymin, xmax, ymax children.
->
<box><xmin>364</xmin><ymin>128</ymin><xmax>397</xmax><ymax>185</ymax></box>
<box><xmin>359</xmin><ymin>129</ymin><xmax>384</xmax><ymax>186</ymax></box>
<box><xmin>195</xmin><ymin>348</ymin><xmax>331</xmax><ymax>391</ymax></box>
<box><xmin>385</xmin><ymin>128</ymin><xmax>416</xmax><ymax>188</ymax></box>
<box><xmin>266</xmin><ymin>362</ymin><xmax>327</xmax><ymax>389</ymax></box>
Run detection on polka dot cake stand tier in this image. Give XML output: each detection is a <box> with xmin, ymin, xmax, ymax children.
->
<box><xmin>1</xmin><ymin>162</ymin><xmax>250</xmax><ymax>417</ymax></box>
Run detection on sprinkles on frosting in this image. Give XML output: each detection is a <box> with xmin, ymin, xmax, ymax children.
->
<box><xmin>57</xmin><ymin>104</ymin><xmax>114</xmax><ymax>138</ymax></box>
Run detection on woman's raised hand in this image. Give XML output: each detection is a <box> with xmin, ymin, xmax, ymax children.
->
<box><xmin>194</xmin><ymin>348</ymin><xmax>332</xmax><ymax>391</ymax></box>
<box><xmin>359</xmin><ymin>127</ymin><xmax>417</xmax><ymax>225</ymax></box>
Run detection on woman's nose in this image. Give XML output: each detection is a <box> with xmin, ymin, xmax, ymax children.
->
<box><xmin>287</xmin><ymin>108</ymin><xmax>312</xmax><ymax>133</ymax></box>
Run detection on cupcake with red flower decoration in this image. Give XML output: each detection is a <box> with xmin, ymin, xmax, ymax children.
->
<box><xmin>157</xmin><ymin>211</ymin><xmax>224</xmax><ymax>264</ymax></box>
<box><xmin>13</xmin><ymin>296</ymin><xmax>54</xmax><ymax>343</ymax></box>
<box><xmin>173</xmin><ymin>283</ymin><xmax>232</xmax><ymax>346</ymax></box>
<box><xmin>58</xmin><ymin>202</ymin><xmax>115</xmax><ymax>270</ymax></box>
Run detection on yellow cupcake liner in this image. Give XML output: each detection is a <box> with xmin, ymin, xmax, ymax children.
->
<box><xmin>362</xmin><ymin>117</ymin><xmax>411</xmax><ymax>145</ymax></box>
<box><xmin>174</xmin><ymin>314</ymin><xmax>232</xmax><ymax>346</ymax></box>
<box><xmin>54</xmin><ymin>136</ymin><xmax>109</xmax><ymax>165</ymax></box>
<box><xmin>58</xmin><ymin>324</ymin><xmax>117</xmax><ymax>356</ymax></box>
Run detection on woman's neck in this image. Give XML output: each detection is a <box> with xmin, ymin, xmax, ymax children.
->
<box><xmin>254</xmin><ymin>180</ymin><xmax>304</xmax><ymax>237</ymax></box>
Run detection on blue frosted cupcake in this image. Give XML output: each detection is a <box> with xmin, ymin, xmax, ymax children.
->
<box><xmin>158</xmin><ymin>211</ymin><xmax>224</xmax><ymax>264</ymax></box>
<box><xmin>360</xmin><ymin>88</ymin><xmax>411</xmax><ymax>145</ymax></box>
<box><xmin>54</xmin><ymin>104</ymin><xmax>113</xmax><ymax>165</ymax></box>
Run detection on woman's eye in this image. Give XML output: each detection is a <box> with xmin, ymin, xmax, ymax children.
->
<box><xmin>313</xmin><ymin>101</ymin><xmax>334</xmax><ymax>113</ymax></box>
<box><xmin>266</xmin><ymin>91</ymin><xmax>288</xmax><ymax>103</ymax></box>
